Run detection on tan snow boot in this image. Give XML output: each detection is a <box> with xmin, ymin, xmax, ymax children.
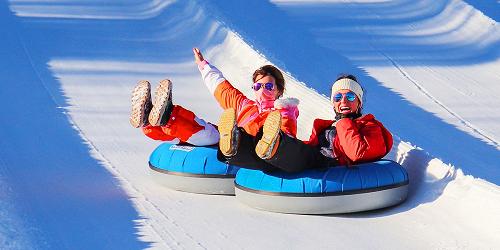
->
<box><xmin>148</xmin><ymin>79</ymin><xmax>173</xmax><ymax>126</ymax></box>
<box><xmin>130</xmin><ymin>80</ymin><xmax>152</xmax><ymax>128</ymax></box>
<box><xmin>255</xmin><ymin>110</ymin><xmax>282</xmax><ymax>159</ymax></box>
<box><xmin>218</xmin><ymin>108</ymin><xmax>240</xmax><ymax>157</ymax></box>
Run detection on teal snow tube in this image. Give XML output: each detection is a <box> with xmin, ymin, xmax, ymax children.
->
<box><xmin>235</xmin><ymin>160</ymin><xmax>409</xmax><ymax>214</ymax></box>
<box><xmin>149</xmin><ymin>143</ymin><xmax>239</xmax><ymax>195</ymax></box>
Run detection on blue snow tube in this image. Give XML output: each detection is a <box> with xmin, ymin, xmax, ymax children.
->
<box><xmin>235</xmin><ymin>160</ymin><xmax>409</xmax><ymax>214</ymax></box>
<box><xmin>149</xmin><ymin>143</ymin><xmax>239</xmax><ymax>195</ymax></box>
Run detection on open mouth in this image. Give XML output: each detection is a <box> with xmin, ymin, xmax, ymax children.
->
<box><xmin>338</xmin><ymin>106</ymin><xmax>352</xmax><ymax>114</ymax></box>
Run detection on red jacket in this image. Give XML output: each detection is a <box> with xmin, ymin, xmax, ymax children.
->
<box><xmin>305</xmin><ymin>114</ymin><xmax>393</xmax><ymax>166</ymax></box>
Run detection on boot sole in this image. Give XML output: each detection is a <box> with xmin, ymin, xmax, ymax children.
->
<box><xmin>130</xmin><ymin>80</ymin><xmax>151</xmax><ymax>128</ymax></box>
<box><xmin>218</xmin><ymin>108</ymin><xmax>237</xmax><ymax>156</ymax></box>
<box><xmin>255</xmin><ymin>111</ymin><xmax>282</xmax><ymax>159</ymax></box>
<box><xmin>149</xmin><ymin>79</ymin><xmax>172</xmax><ymax>126</ymax></box>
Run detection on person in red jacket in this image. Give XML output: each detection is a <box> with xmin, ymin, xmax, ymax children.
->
<box><xmin>218</xmin><ymin>74</ymin><xmax>392</xmax><ymax>172</ymax></box>
<box><xmin>129</xmin><ymin>48</ymin><xmax>299</xmax><ymax>147</ymax></box>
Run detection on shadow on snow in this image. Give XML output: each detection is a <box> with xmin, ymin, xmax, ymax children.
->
<box><xmin>0</xmin><ymin>1</ymin><xmax>159</xmax><ymax>248</ymax></box>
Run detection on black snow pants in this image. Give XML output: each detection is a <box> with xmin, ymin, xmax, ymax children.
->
<box><xmin>217</xmin><ymin>128</ymin><xmax>337</xmax><ymax>173</ymax></box>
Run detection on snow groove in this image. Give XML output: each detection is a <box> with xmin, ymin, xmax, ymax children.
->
<box><xmin>74</xmin><ymin>125</ymin><xmax>216</xmax><ymax>249</ymax></box>
<box><xmin>64</xmin><ymin>124</ymin><xmax>179</xmax><ymax>249</ymax></box>
<box><xmin>380</xmin><ymin>51</ymin><xmax>499</xmax><ymax>149</ymax></box>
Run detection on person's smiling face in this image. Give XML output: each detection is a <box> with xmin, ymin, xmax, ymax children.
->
<box><xmin>253</xmin><ymin>74</ymin><xmax>280</xmax><ymax>100</ymax></box>
<box><xmin>332</xmin><ymin>89</ymin><xmax>360</xmax><ymax>114</ymax></box>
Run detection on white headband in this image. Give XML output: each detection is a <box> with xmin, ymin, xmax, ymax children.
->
<box><xmin>330</xmin><ymin>78</ymin><xmax>364</xmax><ymax>105</ymax></box>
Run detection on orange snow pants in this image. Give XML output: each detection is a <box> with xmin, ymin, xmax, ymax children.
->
<box><xmin>142</xmin><ymin>105</ymin><xmax>219</xmax><ymax>146</ymax></box>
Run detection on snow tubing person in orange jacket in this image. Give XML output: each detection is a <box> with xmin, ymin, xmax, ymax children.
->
<box><xmin>129</xmin><ymin>48</ymin><xmax>299</xmax><ymax>146</ymax></box>
<box><xmin>218</xmin><ymin>74</ymin><xmax>393</xmax><ymax>173</ymax></box>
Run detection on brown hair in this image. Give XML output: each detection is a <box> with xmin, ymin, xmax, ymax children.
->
<box><xmin>335</xmin><ymin>73</ymin><xmax>358</xmax><ymax>82</ymax></box>
<box><xmin>252</xmin><ymin>65</ymin><xmax>285</xmax><ymax>98</ymax></box>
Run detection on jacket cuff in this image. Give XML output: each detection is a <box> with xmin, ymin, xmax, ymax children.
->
<box><xmin>274</xmin><ymin>97</ymin><xmax>300</xmax><ymax>109</ymax></box>
<box><xmin>197</xmin><ymin>60</ymin><xmax>209</xmax><ymax>71</ymax></box>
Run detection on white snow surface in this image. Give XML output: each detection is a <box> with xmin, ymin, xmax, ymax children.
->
<box><xmin>1</xmin><ymin>0</ymin><xmax>499</xmax><ymax>249</ymax></box>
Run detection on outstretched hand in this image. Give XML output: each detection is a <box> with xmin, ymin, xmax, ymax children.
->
<box><xmin>193</xmin><ymin>47</ymin><xmax>204</xmax><ymax>64</ymax></box>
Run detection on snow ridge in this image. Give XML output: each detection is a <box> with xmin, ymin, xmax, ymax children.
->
<box><xmin>381</xmin><ymin>51</ymin><xmax>499</xmax><ymax>148</ymax></box>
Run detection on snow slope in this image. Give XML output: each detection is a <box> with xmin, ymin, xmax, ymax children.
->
<box><xmin>1</xmin><ymin>0</ymin><xmax>499</xmax><ymax>249</ymax></box>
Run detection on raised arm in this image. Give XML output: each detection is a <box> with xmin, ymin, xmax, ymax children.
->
<box><xmin>193</xmin><ymin>47</ymin><xmax>249</xmax><ymax>111</ymax></box>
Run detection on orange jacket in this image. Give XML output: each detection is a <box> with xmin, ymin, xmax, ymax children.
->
<box><xmin>306</xmin><ymin>114</ymin><xmax>393</xmax><ymax>165</ymax></box>
<box><xmin>200</xmin><ymin>62</ymin><xmax>299</xmax><ymax>137</ymax></box>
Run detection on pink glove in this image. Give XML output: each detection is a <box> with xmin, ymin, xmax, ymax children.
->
<box><xmin>274</xmin><ymin>98</ymin><xmax>300</xmax><ymax>119</ymax></box>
